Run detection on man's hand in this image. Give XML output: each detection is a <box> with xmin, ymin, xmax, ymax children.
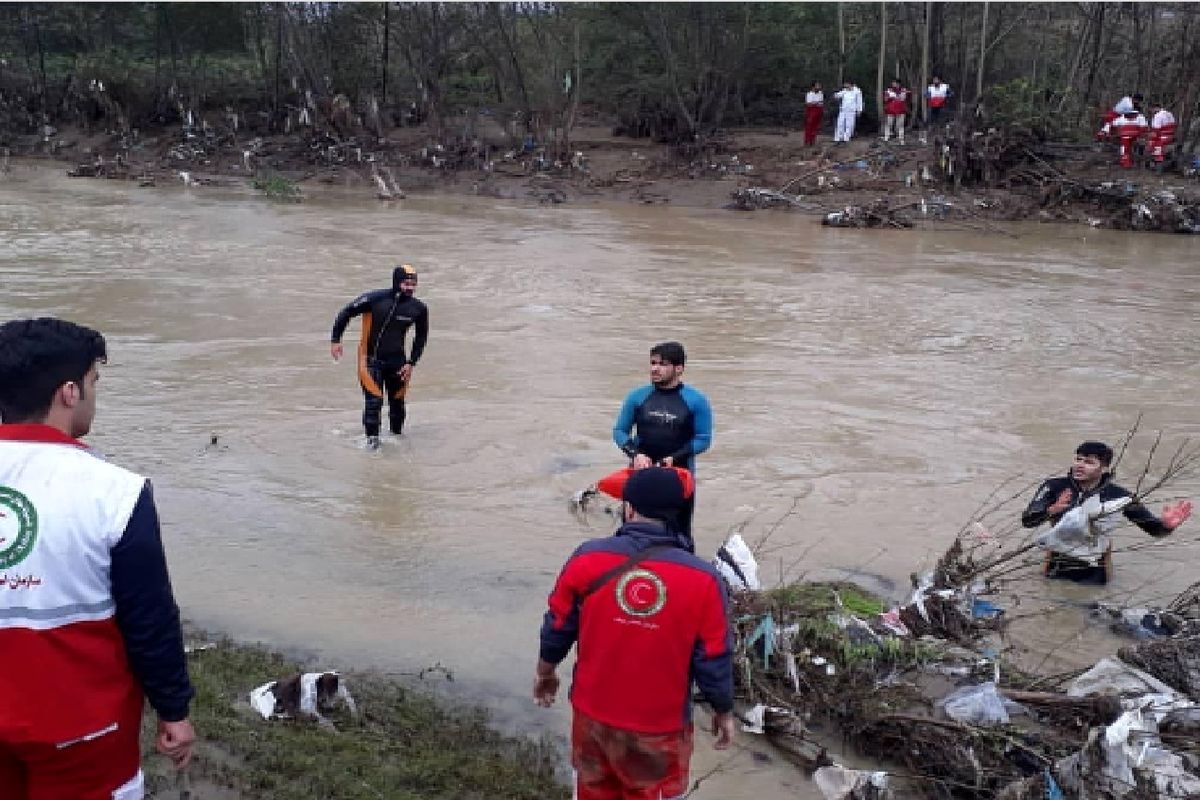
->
<box><xmin>533</xmin><ymin>671</ymin><xmax>560</xmax><ymax>707</ymax></box>
<box><xmin>330</xmin><ymin>342</ymin><xmax>344</xmax><ymax>362</ymax></box>
<box><xmin>1047</xmin><ymin>488</ymin><xmax>1073</xmax><ymax>517</ymax></box>
<box><xmin>1161</xmin><ymin>500</ymin><xmax>1193</xmax><ymax>531</ymax></box>
<box><xmin>632</xmin><ymin>454</ymin><xmax>653</xmax><ymax>470</ymax></box>
<box><xmin>711</xmin><ymin>712</ymin><xmax>735</xmax><ymax>750</ymax></box>
<box><xmin>398</xmin><ymin>363</ymin><xmax>414</xmax><ymax>383</ymax></box>
<box><xmin>156</xmin><ymin>718</ymin><xmax>196</xmax><ymax>769</ymax></box>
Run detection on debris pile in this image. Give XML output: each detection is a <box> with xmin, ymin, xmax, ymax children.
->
<box><xmin>723</xmin><ymin>532</ymin><xmax>1200</xmax><ymax>799</ymax></box>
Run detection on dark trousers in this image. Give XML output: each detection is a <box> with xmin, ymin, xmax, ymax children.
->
<box><xmin>359</xmin><ymin>358</ymin><xmax>409</xmax><ymax>436</ymax></box>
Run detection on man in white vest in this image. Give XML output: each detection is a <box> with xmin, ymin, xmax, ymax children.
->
<box><xmin>0</xmin><ymin>318</ymin><xmax>195</xmax><ymax>799</ymax></box>
<box><xmin>833</xmin><ymin>81</ymin><xmax>863</xmax><ymax>143</ymax></box>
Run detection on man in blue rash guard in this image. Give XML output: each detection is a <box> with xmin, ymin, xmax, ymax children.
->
<box><xmin>613</xmin><ymin>342</ymin><xmax>713</xmax><ymax>543</ymax></box>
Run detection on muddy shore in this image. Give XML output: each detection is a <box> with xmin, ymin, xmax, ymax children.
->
<box><xmin>11</xmin><ymin>119</ymin><xmax>1198</xmax><ymax>233</ymax></box>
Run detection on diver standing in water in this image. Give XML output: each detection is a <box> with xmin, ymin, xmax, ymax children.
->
<box><xmin>331</xmin><ymin>265</ymin><xmax>429</xmax><ymax>449</ymax></box>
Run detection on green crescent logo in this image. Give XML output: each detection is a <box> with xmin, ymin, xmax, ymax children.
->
<box><xmin>0</xmin><ymin>486</ymin><xmax>38</xmax><ymax>570</ymax></box>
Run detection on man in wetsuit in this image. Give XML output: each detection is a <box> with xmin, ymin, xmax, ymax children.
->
<box><xmin>613</xmin><ymin>342</ymin><xmax>713</xmax><ymax>541</ymax></box>
<box><xmin>331</xmin><ymin>265</ymin><xmax>429</xmax><ymax>449</ymax></box>
<box><xmin>1021</xmin><ymin>440</ymin><xmax>1192</xmax><ymax>584</ymax></box>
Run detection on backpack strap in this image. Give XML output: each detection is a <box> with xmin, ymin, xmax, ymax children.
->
<box><xmin>581</xmin><ymin>545</ymin><xmax>671</xmax><ymax>599</ymax></box>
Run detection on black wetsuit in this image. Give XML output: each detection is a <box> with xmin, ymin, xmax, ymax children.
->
<box><xmin>1022</xmin><ymin>472</ymin><xmax>1170</xmax><ymax>584</ymax></box>
<box><xmin>331</xmin><ymin>288</ymin><xmax>428</xmax><ymax>436</ymax></box>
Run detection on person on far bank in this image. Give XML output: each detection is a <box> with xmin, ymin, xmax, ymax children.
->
<box><xmin>883</xmin><ymin>79</ymin><xmax>910</xmax><ymax>144</ymax></box>
<box><xmin>803</xmin><ymin>81</ymin><xmax>825</xmax><ymax>146</ymax></box>
<box><xmin>535</xmin><ymin>467</ymin><xmax>735</xmax><ymax>800</ymax></box>
<box><xmin>331</xmin><ymin>264</ymin><xmax>429</xmax><ymax>450</ymax></box>
<box><xmin>1021</xmin><ymin>440</ymin><xmax>1192</xmax><ymax>584</ymax></box>
<box><xmin>833</xmin><ymin>80</ymin><xmax>864</xmax><ymax>143</ymax></box>
<box><xmin>926</xmin><ymin>76</ymin><xmax>952</xmax><ymax>128</ymax></box>
<box><xmin>613</xmin><ymin>342</ymin><xmax>712</xmax><ymax>542</ymax></box>
<box><xmin>0</xmin><ymin>317</ymin><xmax>195</xmax><ymax>800</ymax></box>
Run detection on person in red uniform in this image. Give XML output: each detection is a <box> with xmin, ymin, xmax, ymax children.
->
<box><xmin>883</xmin><ymin>79</ymin><xmax>910</xmax><ymax>144</ymax></box>
<box><xmin>535</xmin><ymin>467</ymin><xmax>735</xmax><ymax>800</ymax></box>
<box><xmin>803</xmin><ymin>81</ymin><xmax>824</xmax><ymax>147</ymax></box>
<box><xmin>1148</xmin><ymin>103</ymin><xmax>1177</xmax><ymax>167</ymax></box>
<box><xmin>0</xmin><ymin>318</ymin><xmax>195</xmax><ymax>800</ymax></box>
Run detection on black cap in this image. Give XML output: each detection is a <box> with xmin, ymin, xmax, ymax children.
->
<box><xmin>623</xmin><ymin>467</ymin><xmax>688</xmax><ymax>521</ymax></box>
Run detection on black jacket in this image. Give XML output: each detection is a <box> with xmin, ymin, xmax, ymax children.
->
<box><xmin>1021</xmin><ymin>472</ymin><xmax>1171</xmax><ymax>536</ymax></box>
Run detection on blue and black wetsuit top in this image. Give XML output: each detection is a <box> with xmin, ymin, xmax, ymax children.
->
<box><xmin>613</xmin><ymin>384</ymin><xmax>713</xmax><ymax>471</ymax></box>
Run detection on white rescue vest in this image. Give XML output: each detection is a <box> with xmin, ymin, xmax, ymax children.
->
<box><xmin>0</xmin><ymin>440</ymin><xmax>145</xmax><ymax>631</ymax></box>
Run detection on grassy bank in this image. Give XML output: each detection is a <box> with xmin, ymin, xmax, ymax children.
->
<box><xmin>139</xmin><ymin>635</ymin><xmax>567</xmax><ymax>800</ymax></box>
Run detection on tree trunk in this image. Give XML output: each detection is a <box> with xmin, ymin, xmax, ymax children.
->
<box><xmin>381</xmin><ymin>2</ymin><xmax>389</xmax><ymax>105</ymax></box>
<box><xmin>1080</xmin><ymin>2</ymin><xmax>1106</xmax><ymax>123</ymax></box>
<box><xmin>877</xmin><ymin>2</ymin><xmax>887</xmax><ymax>135</ymax></box>
<box><xmin>561</xmin><ymin>19</ymin><xmax>581</xmax><ymax>158</ymax></box>
<box><xmin>975</xmin><ymin>1</ymin><xmax>988</xmax><ymax>102</ymax></box>
<box><xmin>920</xmin><ymin>1</ymin><xmax>931</xmax><ymax>123</ymax></box>
<box><xmin>837</xmin><ymin>3</ymin><xmax>846</xmax><ymax>86</ymax></box>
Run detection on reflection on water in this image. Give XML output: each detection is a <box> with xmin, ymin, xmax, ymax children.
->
<box><xmin>3</xmin><ymin>165</ymin><xmax>1199</xmax><ymax>796</ymax></box>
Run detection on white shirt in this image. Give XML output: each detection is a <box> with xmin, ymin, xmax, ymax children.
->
<box><xmin>1112</xmin><ymin>113</ymin><xmax>1148</xmax><ymax>128</ymax></box>
<box><xmin>1151</xmin><ymin>109</ymin><xmax>1176</xmax><ymax>129</ymax></box>
<box><xmin>1113</xmin><ymin>96</ymin><xmax>1136</xmax><ymax>114</ymax></box>
<box><xmin>834</xmin><ymin>87</ymin><xmax>863</xmax><ymax>114</ymax></box>
<box><xmin>805</xmin><ymin>91</ymin><xmax>824</xmax><ymax>106</ymax></box>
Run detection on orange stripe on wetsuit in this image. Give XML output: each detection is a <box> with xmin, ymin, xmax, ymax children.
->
<box><xmin>357</xmin><ymin>314</ymin><xmax>412</xmax><ymax>400</ymax></box>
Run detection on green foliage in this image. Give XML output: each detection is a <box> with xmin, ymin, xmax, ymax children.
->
<box><xmin>983</xmin><ymin>78</ymin><xmax>1066</xmax><ymax>140</ymax></box>
<box><xmin>253</xmin><ymin>172</ymin><xmax>302</xmax><ymax>201</ymax></box>
<box><xmin>140</xmin><ymin>637</ymin><xmax>567</xmax><ymax>800</ymax></box>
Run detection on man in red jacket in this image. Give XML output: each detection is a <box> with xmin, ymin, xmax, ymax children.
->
<box><xmin>883</xmin><ymin>79</ymin><xmax>909</xmax><ymax>144</ymax></box>
<box><xmin>535</xmin><ymin>467</ymin><xmax>735</xmax><ymax>800</ymax></box>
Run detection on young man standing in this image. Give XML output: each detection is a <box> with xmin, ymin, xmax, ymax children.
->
<box><xmin>331</xmin><ymin>264</ymin><xmax>429</xmax><ymax>449</ymax></box>
<box><xmin>1021</xmin><ymin>441</ymin><xmax>1192</xmax><ymax>584</ymax></box>
<box><xmin>0</xmin><ymin>318</ymin><xmax>195</xmax><ymax>800</ymax></box>
<box><xmin>613</xmin><ymin>342</ymin><xmax>712</xmax><ymax>539</ymax></box>
<box><xmin>535</xmin><ymin>467</ymin><xmax>735</xmax><ymax>800</ymax></box>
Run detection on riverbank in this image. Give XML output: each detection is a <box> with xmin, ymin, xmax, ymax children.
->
<box><xmin>9</xmin><ymin>118</ymin><xmax>1198</xmax><ymax>233</ymax></box>
<box><xmin>139</xmin><ymin>630</ymin><xmax>566</xmax><ymax>800</ymax></box>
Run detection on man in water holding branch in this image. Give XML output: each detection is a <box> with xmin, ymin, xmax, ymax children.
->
<box><xmin>1021</xmin><ymin>441</ymin><xmax>1193</xmax><ymax>584</ymax></box>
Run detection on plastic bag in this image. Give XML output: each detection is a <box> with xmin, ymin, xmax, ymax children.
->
<box><xmin>713</xmin><ymin>533</ymin><xmax>761</xmax><ymax>591</ymax></box>
<box><xmin>938</xmin><ymin>682</ymin><xmax>1026</xmax><ymax>726</ymax></box>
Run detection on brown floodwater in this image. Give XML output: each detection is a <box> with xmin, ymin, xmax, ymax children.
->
<box><xmin>3</xmin><ymin>163</ymin><xmax>1199</xmax><ymax>797</ymax></box>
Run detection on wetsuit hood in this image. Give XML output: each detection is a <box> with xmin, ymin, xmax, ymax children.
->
<box><xmin>393</xmin><ymin>264</ymin><xmax>417</xmax><ymax>292</ymax></box>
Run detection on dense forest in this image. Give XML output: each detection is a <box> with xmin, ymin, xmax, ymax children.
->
<box><xmin>1</xmin><ymin>2</ymin><xmax>1198</xmax><ymax>149</ymax></box>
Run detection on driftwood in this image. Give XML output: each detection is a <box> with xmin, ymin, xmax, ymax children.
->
<box><xmin>1118</xmin><ymin>634</ymin><xmax>1200</xmax><ymax>702</ymax></box>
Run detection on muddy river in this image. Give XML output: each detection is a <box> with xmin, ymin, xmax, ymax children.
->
<box><xmin>3</xmin><ymin>164</ymin><xmax>1199</xmax><ymax>797</ymax></box>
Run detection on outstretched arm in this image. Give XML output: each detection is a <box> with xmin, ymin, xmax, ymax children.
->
<box><xmin>330</xmin><ymin>293</ymin><xmax>374</xmax><ymax>360</ymax></box>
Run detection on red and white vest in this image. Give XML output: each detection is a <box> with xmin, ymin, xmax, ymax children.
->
<box><xmin>0</xmin><ymin>426</ymin><xmax>146</xmax><ymax>743</ymax></box>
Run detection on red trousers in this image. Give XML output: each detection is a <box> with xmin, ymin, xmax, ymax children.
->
<box><xmin>0</xmin><ymin>713</ymin><xmax>142</xmax><ymax>800</ymax></box>
<box><xmin>572</xmin><ymin>710</ymin><xmax>694</xmax><ymax>800</ymax></box>
<box><xmin>1150</xmin><ymin>124</ymin><xmax>1176</xmax><ymax>163</ymax></box>
<box><xmin>804</xmin><ymin>105</ymin><xmax>823</xmax><ymax>145</ymax></box>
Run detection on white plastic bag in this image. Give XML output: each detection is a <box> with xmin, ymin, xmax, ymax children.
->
<box><xmin>713</xmin><ymin>533</ymin><xmax>761</xmax><ymax>591</ymax></box>
<box><xmin>938</xmin><ymin>682</ymin><xmax>1026</xmax><ymax>726</ymax></box>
